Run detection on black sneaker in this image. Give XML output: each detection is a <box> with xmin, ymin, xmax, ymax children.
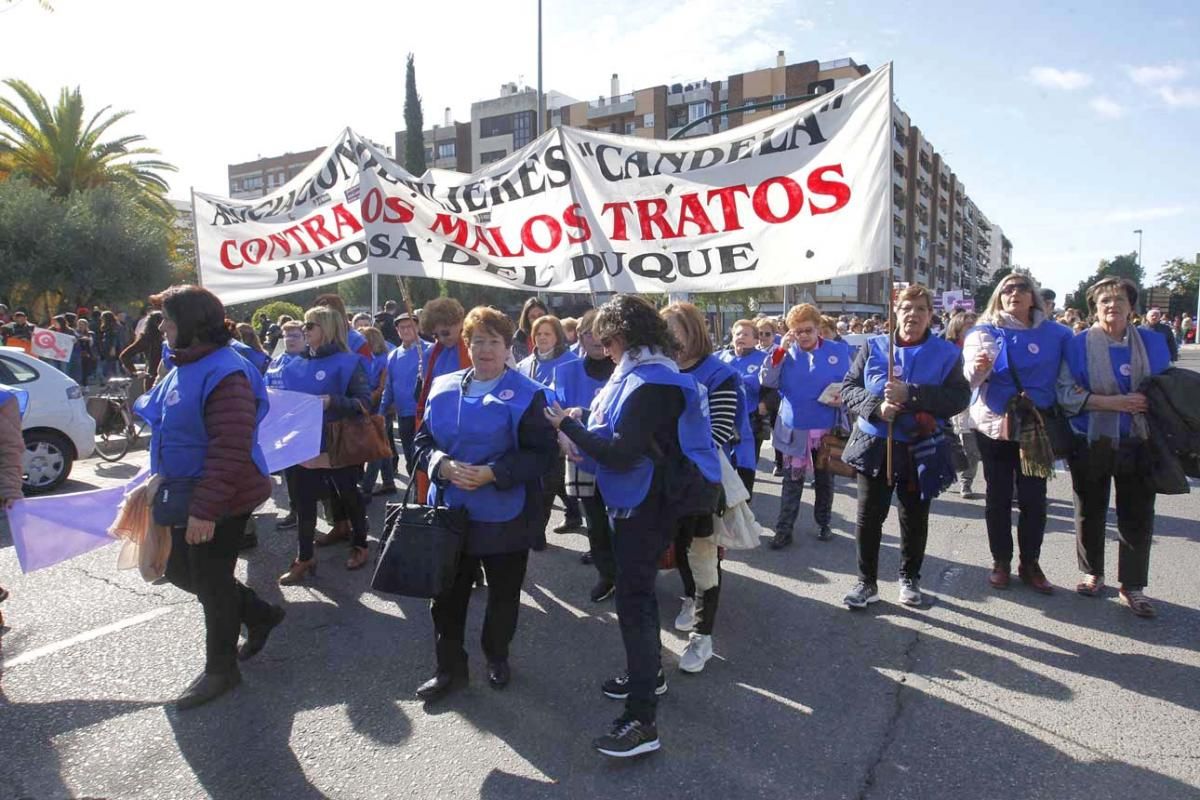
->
<box><xmin>553</xmin><ymin>518</ymin><xmax>586</xmax><ymax>534</ymax></box>
<box><xmin>276</xmin><ymin>512</ymin><xmax>298</xmax><ymax>530</ymax></box>
<box><xmin>602</xmin><ymin>669</ymin><xmax>667</xmax><ymax>700</ymax></box>
<box><xmin>593</xmin><ymin>717</ymin><xmax>660</xmax><ymax>758</ymax></box>
<box><xmin>590</xmin><ymin>580</ymin><xmax>615</xmax><ymax>603</ymax></box>
<box><xmin>816</xmin><ymin>525</ymin><xmax>833</xmax><ymax>541</ymax></box>
<box><xmin>579</xmin><ymin>551</ymin><xmax>594</xmax><ymax>565</ymax></box>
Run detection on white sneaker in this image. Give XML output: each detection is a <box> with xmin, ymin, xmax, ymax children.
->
<box><xmin>898</xmin><ymin>578</ymin><xmax>923</xmax><ymax>606</ymax></box>
<box><xmin>679</xmin><ymin>633</ymin><xmax>713</xmax><ymax>673</ymax></box>
<box><xmin>674</xmin><ymin>596</ymin><xmax>698</xmax><ymax>632</ymax></box>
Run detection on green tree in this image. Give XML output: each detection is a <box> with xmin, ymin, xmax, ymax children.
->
<box><xmin>403</xmin><ymin>54</ymin><xmax>426</xmax><ymax>176</ymax></box>
<box><xmin>1068</xmin><ymin>252</ymin><xmax>1142</xmax><ymax>313</ymax></box>
<box><xmin>252</xmin><ymin>300</ymin><xmax>305</xmax><ymax>325</ymax></box>
<box><xmin>0</xmin><ymin>178</ymin><xmax>171</xmax><ymax>314</ymax></box>
<box><xmin>0</xmin><ymin>79</ymin><xmax>176</xmax><ymax>220</ymax></box>
<box><xmin>973</xmin><ymin>266</ymin><xmax>1013</xmax><ymax>311</ymax></box>
<box><xmin>1157</xmin><ymin>257</ymin><xmax>1199</xmax><ymax>295</ymax></box>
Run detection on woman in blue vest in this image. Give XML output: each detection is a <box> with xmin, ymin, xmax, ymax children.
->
<box><xmin>718</xmin><ymin>319</ymin><xmax>771</xmax><ymax>493</ymax></box>
<box><xmin>266</xmin><ymin>321</ymin><xmax>306</xmax><ymax>530</ymax></box>
<box><xmin>551</xmin><ymin>309</ymin><xmax>617</xmax><ymax>602</ymax></box>
<box><xmin>0</xmin><ymin>383</ymin><xmax>28</xmax><ymax>624</ymax></box>
<box><xmin>412</xmin><ymin>306</ymin><xmax>558</xmax><ymax>702</ymax></box>
<box><xmin>518</xmin><ymin>314</ymin><xmax>585</xmax><ymax>540</ymax></box>
<box><xmin>963</xmin><ymin>273</ymin><xmax>1072</xmax><ymax>593</ymax></box>
<box><xmin>760</xmin><ymin>303</ymin><xmax>852</xmax><ymax>548</ymax></box>
<box><xmin>840</xmin><ymin>284</ymin><xmax>970</xmax><ymax>609</ymax></box>
<box><xmin>511</xmin><ymin>296</ymin><xmax>549</xmax><ymax>363</ymax></box>
<box><xmin>134</xmin><ymin>285</ymin><xmax>284</xmax><ymax>711</ymax></box>
<box><xmin>233</xmin><ymin>323</ymin><xmax>270</xmax><ymax>374</ymax></box>
<box><xmin>660</xmin><ymin>301</ymin><xmax>748</xmax><ymax>675</ymax></box>
<box><xmin>1058</xmin><ymin>277</ymin><xmax>1171</xmax><ymax>618</ymax></box>
<box><xmin>379</xmin><ymin>312</ymin><xmax>428</xmax><ymax>475</ymax></box>
<box><xmin>276</xmin><ymin>306</ymin><xmax>373</xmax><ymax>583</ymax></box>
<box><xmin>547</xmin><ymin>295</ymin><xmax>722</xmax><ymax>758</ymax></box>
<box><xmin>359</xmin><ymin>326</ymin><xmax>398</xmax><ymax>498</ymax></box>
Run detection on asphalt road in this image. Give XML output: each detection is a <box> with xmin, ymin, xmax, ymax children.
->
<box><xmin>1</xmin><ymin>351</ymin><xmax>1198</xmax><ymax>799</ymax></box>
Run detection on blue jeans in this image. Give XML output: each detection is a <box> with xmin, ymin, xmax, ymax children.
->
<box><xmin>361</xmin><ymin>456</ymin><xmax>396</xmax><ymax>493</ymax></box>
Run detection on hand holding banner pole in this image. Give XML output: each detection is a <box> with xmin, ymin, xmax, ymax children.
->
<box><xmin>886</xmin><ymin>271</ymin><xmax>895</xmax><ymax>487</ymax></box>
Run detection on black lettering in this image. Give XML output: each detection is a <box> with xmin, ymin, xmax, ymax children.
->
<box><xmin>717</xmin><ymin>242</ymin><xmax>758</xmax><ymax>274</ymax></box>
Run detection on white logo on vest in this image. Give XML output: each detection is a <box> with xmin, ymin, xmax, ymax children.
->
<box><xmin>828</xmin><ymin>355</ymin><xmax>839</xmax><ymax>365</ymax></box>
<box><xmin>747</xmin><ymin>365</ymin><xmax>758</xmax><ymax>373</ymax></box>
<box><xmin>315</xmin><ymin>370</ymin><xmax>327</xmax><ymax>381</ymax></box>
<box><xmin>498</xmin><ymin>389</ymin><xmax>515</xmax><ymax>401</ymax></box>
<box><xmin>166</xmin><ymin>390</ymin><xmax>181</xmax><ymax>407</ymax></box>
<box><xmin>1119</xmin><ymin>363</ymin><xmax>1132</xmax><ymax>377</ymax></box>
<box><xmin>1028</xmin><ymin>342</ymin><xmax>1040</xmax><ymax>354</ymax></box>
<box><xmin>892</xmin><ymin>365</ymin><xmax>904</xmax><ymax>378</ymax></box>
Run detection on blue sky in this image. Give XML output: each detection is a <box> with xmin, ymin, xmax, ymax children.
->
<box><xmin>1</xmin><ymin>0</ymin><xmax>1195</xmax><ymax>299</ymax></box>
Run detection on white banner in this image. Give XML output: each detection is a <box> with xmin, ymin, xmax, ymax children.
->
<box><xmin>31</xmin><ymin>327</ymin><xmax>76</xmax><ymax>361</ymax></box>
<box><xmin>194</xmin><ymin>64</ymin><xmax>892</xmax><ymax>304</ymax></box>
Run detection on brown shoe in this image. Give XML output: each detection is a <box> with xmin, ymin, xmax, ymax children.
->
<box><xmin>346</xmin><ymin>546</ymin><xmax>370</xmax><ymax>571</ymax></box>
<box><xmin>1076</xmin><ymin>574</ymin><xmax>1104</xmax><ymax>597</ymax></box>
<box><xmin>278</xmin><ymin>559</ymin><xmax>317</xmax><ymax>585</ymax></box>
<box><xmin>988</xmin><ymin>562</ymin><xmax>1011</xmax><ymax>590</ymax></box>
<box><xmin>315</xmin><ymin>521</ymin><xmax>351</xmax><ymax>547</ymax></box>
<box><xmin>1119</xmin><ymin>587</ymin><xmax>1156</xmax><ymax>618</ymax></box>
<box><xmin>1018</xmin><ymin>562</ymin><xmax>1053</xmax><ymax>594</ymax></box>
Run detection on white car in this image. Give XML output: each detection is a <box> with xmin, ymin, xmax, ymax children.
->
<box><xmin>0</xmin><ymin>346</ymin><xmax>96</xmax><ymax>493</ymax></box>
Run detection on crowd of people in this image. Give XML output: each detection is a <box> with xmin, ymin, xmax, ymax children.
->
<box><xmin>1</xmin><ymin>270</ymin><xmax>1192</xmax><ymax>760</ymax></box>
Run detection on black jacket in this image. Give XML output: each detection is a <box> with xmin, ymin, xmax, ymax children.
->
<box><xmin>1140</xmin><ymin>367</ymin><xmax>1200</xmax><ymax>494</ymax></box>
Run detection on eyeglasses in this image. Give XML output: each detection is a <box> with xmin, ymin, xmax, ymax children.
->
<box><xmin>303</xmin><ymin>322</ymin><xmax>319</xmax><ymax>331</ymax></box>
<box><xmin>1001</xmin><ymin>282</ymin><xmax>1031</xmax><ymax>295</ymax></box>
<box><xmin>284</xmin><ymin>331</ymin><xmax>303</xmax><ymax>339</ymax></box>
<box><xmin>757</xmin><ymin>331</ymin><xmax>774</xmax><ymax>338</ymax></box>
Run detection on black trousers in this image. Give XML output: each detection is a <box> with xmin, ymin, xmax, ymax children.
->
<box><xmin>294</xmin><ymin>464</ymin><xmax>368</xmax><ymax>559</ymax></box>
<box><xmin>165</xmin><ymin>514</ymin><xmax>274</xmax><ymax>675</ymax></box>
<box><xmin>431</xmin><ymin>549</ymin><xmax>529</xmax><ymax>671</ymax></box>
<box><xmin>1068</xmin><ymin>444</ymin><xmax>1155</xmax><ymax>589</ymax></box>
<box><xmin>976</xmin><ymin>433</ymin><xmax>1048</xmax><ymax>564</ymax></box>
<box><xmin>612</xmin><ymin>510</ymin><xmax>671</xmax><ymax>723</ymax></box>
<box><xmin>581</xmin><ymin>494</ymin><xmax>615</xmax><ymax>583</ymax></box>
<box><xmin>396</xmin><ymin>415</ymin><xmax>416</xmax><ymax>475</ymax></box>
<box><xmin>855</xmin><ymin>470</ymin><xmax>931</xmax><ymax>583</ymax></box>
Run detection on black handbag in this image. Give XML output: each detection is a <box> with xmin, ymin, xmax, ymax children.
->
<box><xmin>152</xmin><ymin>478</ymin><xmax>197</xmax><ymax>527</ymax></box>
<box><xmin>371</xmin><ymin>480</ymin><xmax>468</xmax><ymax>599</ymax></box>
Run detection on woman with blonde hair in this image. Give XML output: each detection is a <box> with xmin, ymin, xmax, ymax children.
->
<box><xmin>275</xmin><ymin>305</ymin><xmax>373</xmax><ymax>583</ymax></box>
<box><xmin>963</xmin><ymin>272</ymin><xmax>1072</xmax><ymax>593</ymax></box>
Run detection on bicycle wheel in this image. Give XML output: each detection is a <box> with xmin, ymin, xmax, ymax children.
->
<box><xmin>94</xmin><ymin>404</ymin><xmax>132</xmax><ymax>462</ymax></box>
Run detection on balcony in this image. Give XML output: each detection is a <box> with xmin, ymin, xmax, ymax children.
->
<box><xmin>667</xmin><ymin>121</ymin><xmax>714</xmax><ymax>138</ymax></box>
<box><xmin>588</xmin><ymin>93</ymin><xmax>636</xmax><ymax>118</ymax></box>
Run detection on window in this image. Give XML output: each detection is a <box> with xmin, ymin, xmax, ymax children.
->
<box><xmin>436</xmin><ymin>141</ymin><xmax>456</xmax><ymax>159</ymax></box>
<box><xmin>480</xmin><ymin>150</ymin><xmax>506</xmax><ymax>164</ymax></box>
<box><xmin>643</xmin><ymin>112</ymin><xmax>655</xmax><ymax>128</ymax></box>
<box><xmin>512</xmin><ymin>110</ymin><xmax>535</xmax><ymax>149</ymax></box>
<box><xmin>625</xmin><ymin>121</ymin><xmax>635</xmax><ymax>135</ymax></box>
<box><xmin>0</xmin><ymin>356</ymin><xmax>38</xmax><ymax>384</ymax></box>
<box><xmin>773</xmin><ymin>93</ymin><xmax>786</xmax><ymax>111</ymax></box>
<box><xmin>688</xmin><ymin>101</ymin><xmax>711</xmax><ymax>122</ymax></box>
<box><xmin>479</xmin><ymin>113</ymin><xmax>513</xmax><ymax>139</ymax></box>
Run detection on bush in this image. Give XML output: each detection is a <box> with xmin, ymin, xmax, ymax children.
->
<box><xmin>252</xmin><ymin>300</ymin><xmax>304</xmax><ymax>325</ymax></box>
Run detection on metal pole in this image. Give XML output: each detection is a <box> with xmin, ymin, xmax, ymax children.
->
<box><xmin>189</xmin><ymin>186</ymin><xmax>204</xmax><ymax>288</ymax></box>
<box><xmin>536</xmin><ymin>0</ymin><xmax>544</xmax><ymax>137</ymax></box>
<box><xmin>371</xmin><ymin>273</ymin><xmax>379</xmax><ymax>317</ymax></box>
<box><xmin>886</xmin><ymin>64</ymin><xmax>896</xmax><ymax>486</ymax></box>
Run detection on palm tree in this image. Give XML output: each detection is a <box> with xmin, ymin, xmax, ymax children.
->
<box><xmin>0</xmin><ymin>79</ymin><xmax>176</xmax><ymax>219</ymax></box>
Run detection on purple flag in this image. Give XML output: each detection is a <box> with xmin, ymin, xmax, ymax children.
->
<box><xmin>10</xmin><ymin>388</ymin><xmax>324</xmax><ymax>573</ymax></box>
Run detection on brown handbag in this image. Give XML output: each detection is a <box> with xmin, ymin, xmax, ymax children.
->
<box><xmin>325</xmin><ymin>405</ymin><xmax>393</xmax><ymax>468</ymax></box>
<box><xmin>814</xmin><ymin>430</ymin><xmax>857</xmax><ymax>478</ymax></box>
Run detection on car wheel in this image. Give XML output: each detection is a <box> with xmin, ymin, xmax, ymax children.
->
<box><xmin>22</xmin><ymin>430</ymin><xmax>74</xmax><ymax>495</ymax></box>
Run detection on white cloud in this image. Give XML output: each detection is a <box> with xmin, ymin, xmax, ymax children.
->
<box><xmin>795</xmin><ymin>17</ymin><xmax>816</xmax><ymax>30</ymax></box>
<box><xmin>1104</xmin><ymin>206</ymin><xmax>1188</xmax><ymax>223</ymax></box>
<box><xmin>1127</xmin><ymin>63</ymin><xmax>1186</xmax><ymax>86</ymax></box>
<box><xmin>1028</xmin><ymin>66</ymin><xmax>1092</xmax><ymax>91</ymax></box>
<box><xmin>1089</xmin><ymin>96</ymin><xmax>1125</xmax><ymax>119</ymax></box>
<box><xmin>1156</xmin><ymin>85</ymin><xmax>1200</xmax><ymax>108</ymax></box>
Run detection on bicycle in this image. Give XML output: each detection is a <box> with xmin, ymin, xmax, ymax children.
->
<box><xmin>85</xmin><ymin>375</ymin><xmax>148</xmax><ymax>462</ymax></box>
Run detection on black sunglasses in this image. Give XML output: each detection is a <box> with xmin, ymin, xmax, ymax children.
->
<box><xmin>303</xmin><ymin>321</ymin><xmax>320</xmax><ymax>331</ymax></box>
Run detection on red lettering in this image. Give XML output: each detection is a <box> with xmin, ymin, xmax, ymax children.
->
<box><xmin>431</xmin><ymin>213</ymin><xmax>470</xmax><ymax>246</ymax></box>
<box><xmin>563</xmin><ymin>203</ymin><xmax>591</xmax><ymax>244</ymax></box>
<box><xmin>332</xmin><ymin>203</ymin><xmax>364</xmax><ymax>239</ymax></box>
<box><xmin>281</xmin><ymin>225</ymin><xmax>312</xmax><ymax>254</ymax></box>
<box><xmin>488</xmin><ymin>226</ymin><xmax>526</xmax><ymax>257</ymax></box>
<box><xmin>807</xmin><ymin>164</ymin><xmax>852</xmax><ymax>215</ymax></box>
<box><xmin>220</xmin><ymin>239</ymin><xmax>243</xmax><ymax>270</ymax></box>
<box><xmin>635</xmin><ymin>198</ymin><xmax>679</xmax><ymax>240</ymax></box>
<box><xmin>601</xmin><ymin>201</ymin><xmax>635</xmax><ymax>241</ymax></box>
<box><xmin>705</xmin><ymin>185</ymin><xmax>750</xmax><ymax>232</ymax></box>
<box><xmin>383</xmin><ymin>196</ymin><xmax>414</xmax><ymax>223</ymax></box>
<box><xmin>521</xmin><ymin>215</ymin><xmax>562</xmax><ymax>254</ymax></box>
<box><xmin>361</xmin><ymin>188</ymin><xmax>383</xmax><ymax>223</ymax></box>
<box><xmin>676</xmin><ymin>192</ymin><xmax>717</xmax><ymax>236</ymax></box>
<box><xmin>240</xmin><ymin>238</ymin><xmax>267</xmax><ymax>265</ymax></box>
<box><xmin>300</xmin><ymin>214</ymin><xmax>337</xmax><ymax>248</ymax></box>
<box><xmin>267</xmin><ymin>232</ymin><xmax>293</xmax><ymax>260</ymax></box>
<box><xmin>751</xmin><ymin>176</ymin><xmax>805</xmax><ymax>224</ymax></box>
<box><xmin>467</xmin><ymin>226</ymin><xmax>500</xmax><ymax>257</ymax></box>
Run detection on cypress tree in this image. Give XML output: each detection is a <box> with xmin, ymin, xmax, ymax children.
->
<box><xmin>403</xmin><ymin>54</ymin><xmax>426</xmax><ymax>175</ymax></box>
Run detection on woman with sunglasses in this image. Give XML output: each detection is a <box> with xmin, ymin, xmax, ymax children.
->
<box><xmin>963</xmin><ymin>272</ymin><xmax>1072</xmax><ymax>594</ymax></box>
<box><xmin>545</xmin><ymin>295</ymin><xmax>722</xmax><ymax>758</ymax></box>
<box><xmin>718</xmin><ymin>319</ymin><xmax>771</xmax><ymax>494</ymax></box>
<box><xmin>412</xmin><ymin>306</ymin><xmax>558</xmax><ymax>702</ymax></box>
<box><xmin>276</xmin><ymin>308</ymin><xmax>373</xmax><ymax>583</ymax></box>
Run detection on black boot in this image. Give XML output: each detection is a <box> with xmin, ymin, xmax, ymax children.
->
<box><xmin>238</xmin><ymin>605</ymin><xmax>287</xmax><ymax>662</ymax></box>
<box><xmin>175</xmin><ymin>669</ymin><xmax>242</xmax><ymax>711</ymax></box>
<box><xmin>416</xmin><ymin>668</ymin><xmax>468</xmax><ymax>702</ymax></box>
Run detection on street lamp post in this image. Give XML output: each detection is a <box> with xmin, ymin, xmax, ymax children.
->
<box><xmin>1133</xmin><ymin>229</ymin><xmax>1144</xmax><ymax>313</ymax></box>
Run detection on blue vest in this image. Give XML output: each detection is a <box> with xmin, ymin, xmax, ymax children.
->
<box><xmin>367</xmin><ymin>352</ymin><xmax>389</xmax><ymax>387</ymax></box>
<box><xmin>384</xmin><ymin>340</ymin><xmax>427</xmax><ymax>417</ymax></box>
<box><xmin>777</xmin><ymin>338</ymin><xmax>851</xmax><ymax>432</ymax></box>
<box><xmin>588</xmin><ymin>363</ymin><xmax>722</xmax><ymax>509</ymax></box>
<box><xmin>136</xmin><ymin>346</ymin><xmax>270</xmax><ymax>480</ymax></box>
<box><xmin>423</xmin><ymin>343</ymin><xmax>464</xmax><ymax>385</ymax></box>
<box><xmin>718</xmin><ymin>348</ymin><xmax>768</xmax><ymax>409</ymax></box>
<box><xmin>976</xmin><ymin>321</ymin><xmax>1072</xmax><ymax>413</ymax></box>
<box><xmin>424</xmin><ymin>368</ymin><xmax>543</xmax><ymax>523</ymax></box>
<box><xmin>1064</xmin><ymin>327</ymin><xmax>1171</xmax><ymax>436</ymax></box>
<box><xmin>553</xmin><ymin>357</ymin><xmax>609</xmax><ymax>474</ymax></box>
<box><xmin>230</xmin><ymin>340</ymin><xmax>269</xmax><ymax>374</ymax></box>
<box><xmin>161</xmin><ymin>342</ymin><xmax>174</xmax><ymax>370</ymax></box>
<box><xmin>279</xmin><ymin>349</ymin><xmax>360</xmax><ymax>397</ymax></box>
<box><xmin>348</xmin><ymin>327</ymin><xmax>370</xmax><ymax>363</ymax></box>
<box><xmin>690</xmin><ymin>354</ymin><xmax>757</xmax><ymax>470</ymax></box>
<box><xmin>518</xmin><ymin>350</ymin><xmax>577</xmax><ymax>386</ymax></box>
<box><xmin>856</xmin><ymin>334</ymin><xmax>962</xmax><ymax>443</ymax></box>
<box><xmin>0</xmin><ymin>385</ymin><xmax>28</xmax><ymax>417</ymax></box>
<box><xmin>265</xmin><ymin>353</ymin><xmax>298</xmax><ymax>389</ymax></box>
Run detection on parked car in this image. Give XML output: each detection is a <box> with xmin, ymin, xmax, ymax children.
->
<box><xmin>0</xmin><ymin>347</ymin><xmax>96</xmax><ymax>493</ymax></box>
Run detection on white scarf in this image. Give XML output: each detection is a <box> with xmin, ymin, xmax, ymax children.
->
<box><xmin>611</xmin><ymin>346</ymin><xmax>679</xmax><ymax>381</ymax></box>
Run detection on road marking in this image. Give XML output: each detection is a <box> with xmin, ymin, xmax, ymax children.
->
<box><xmin>2</xmin><ymin>606</ymin><xmax>174</xmax><ymax>670</ymax></box>
<box><xmin>736</xmin><ymin>682</ymin><xmax>814</xmax><ymax>715</ymax></box>
<box><xmin>533</xmin><ymin>585</ymin><xmax>590</xmax><ymax>619</ymax></box>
